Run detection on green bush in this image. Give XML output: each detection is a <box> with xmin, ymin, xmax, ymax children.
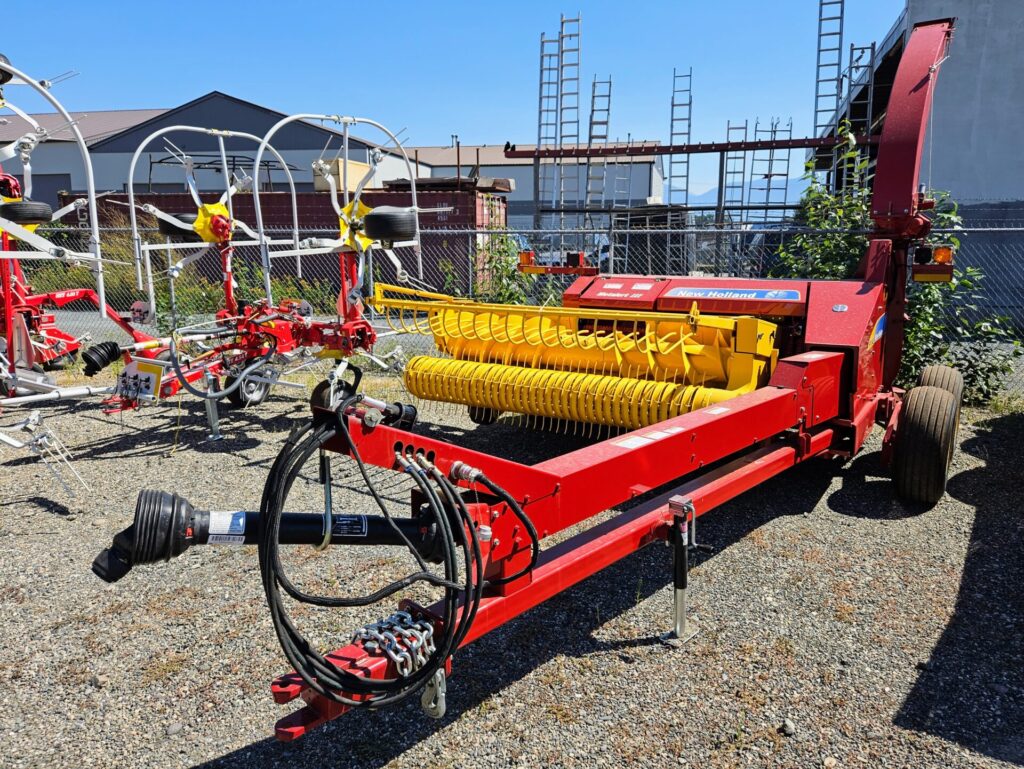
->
<box><xmin>772</xmin><ymin>124</ymin><xmax>1020</xmax><ymax>404</ymax></box>
<box><xmin>473</xmin><ymin>233</ymin><xmax>535</xmax><ymax>305</ymax></box>
<box><xmin>773</xmin><ymin>125</ymin><xmax>872</xmax><ymax>280</ymax></box>
<box><xmin>900</xmin><ymin>267</ymin><xmax>1021</xmax><ymax>404</ymax></box>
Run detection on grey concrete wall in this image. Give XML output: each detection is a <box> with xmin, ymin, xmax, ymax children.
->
<box><xmin>909</xmin><ymin>0</ymin><xmax>1024</xmax><ymax>208</ymax></box>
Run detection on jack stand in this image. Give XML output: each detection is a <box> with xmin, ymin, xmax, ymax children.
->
<box><xmin>203</xmin><ymin>370</ymin><xmax>223</xmax><ymax>442</ymax></box>
<box><xmin>661</xmin><ymin>500</ymin><xmax>699</xmax><ymax>647</ymax></box>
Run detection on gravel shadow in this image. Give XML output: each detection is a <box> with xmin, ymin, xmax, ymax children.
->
<box><xmin>895</xmin><ymin>411</ymin><xmax>1024</xmax><ymax>764</ymax></box>
<box><xmin>186</xmin><ymin>454</ymin><xmax>837</xmax><ymax>769</ymax></box>
<box><xmin>47</xmin><ymin>398</ymin><xmax>307</xmax><ymax>461</ymax></box>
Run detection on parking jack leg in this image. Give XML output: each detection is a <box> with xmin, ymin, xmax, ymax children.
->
<box><xmin>662</xmin><ymin>503</ymin><xmax>698</xmax><ymax>646</ymax></box>
<box><xmin>203</xmin><ymin>371</ymin><xmax>223</xmax><ymax>442</ymax></box>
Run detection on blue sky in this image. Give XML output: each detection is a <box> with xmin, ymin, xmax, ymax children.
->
<box><xmin>6</xmin><ymin>0</ymin><xmax>905</xmax><ymax>192</ymax></box>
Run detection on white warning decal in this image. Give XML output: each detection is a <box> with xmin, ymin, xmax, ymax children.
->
<box><xmin>331</xmin><ymin>515</ymin><xmax>369</xmax><ymax>537</ymax></box>
<box><xmin>208</xmin><ymin>534</ymin><xmax>245</xmax><ymax>545</ymax></box>
<box><xmin>209</xmin><ymin>510</ymin><xmax>246</xmax><ymax>536</ymax></box>
<box><xmin>614</xmin><ymin>435</ymin><xmax>655</xmax><ymax>449</ymax></box>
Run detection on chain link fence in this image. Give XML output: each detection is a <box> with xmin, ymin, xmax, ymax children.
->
<box><xmin>16</xmin><ymin>223</ymin><xmax>1024</xmax><ymax>395</ymax></box>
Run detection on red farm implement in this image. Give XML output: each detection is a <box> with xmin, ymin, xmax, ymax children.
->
<box><xmin>0</xmin><ymin>55</ymin><xmax>156</xmax><ymax>406</ymax></box>
<box><xmin>95</xmin><ymin>18</ymin><xmax>961</xmax><ymax>741</ymax></box>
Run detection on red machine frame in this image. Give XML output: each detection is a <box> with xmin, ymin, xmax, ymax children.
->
<box><xmin>0</xmin><ymin>171</ymin><xmax>154</xmax><ymax>393</ymax></box>
<box><xmin>264</xmin><ymin>18</ymin><xmax>954</xmax><ymax>740</ymax></box>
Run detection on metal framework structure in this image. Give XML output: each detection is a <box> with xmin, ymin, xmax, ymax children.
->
<box><xmin>97</xmin><ymin>19</ymin><xmax>958</xmax><ymax>746</ymax></box>
<box><xmin>0</xmin><ymin>57</ymin><xmax>154</xmax><ymax>408</ymax></box>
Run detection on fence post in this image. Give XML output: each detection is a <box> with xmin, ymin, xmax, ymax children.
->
<box><xmin>366</xmin><ymin>250</ymin><xmax>375</xmax><ymax>320</ymax></box>
<box><xmin>607</xmin><ymin>220</ymin><xmax>616</xmax><ymax>275</ymax></box>
<box><xmin>467</xmin><ymin>232</ymin><xmax>474</xmax><ymax>298</ymax></box>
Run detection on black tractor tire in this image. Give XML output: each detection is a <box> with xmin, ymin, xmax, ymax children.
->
<box><xmin>0</xmin><ymin>200</ymin><xmax>53</xmax><ymax>226</ymax></box>
<box><xmin>893</xmin><ymin>385</ymin><xmax>959</xmax><ymax>507</ymax></box>
<box><xmin>468</xmin><ymin>405</ymin><xmax>500</xmax><ymax>426</ymax></box>
<box><xmin>918</xmin><ymin>364</ymin><xmax>965</xmax><ymax>406</ymax></box>
<box><xmin>225</xmin><ymin>367</ymin><xmax>272</xmax><ymax>408</ymax></box>
<box><xmin>363</xmin><ymin>207</ymin><xmax>417</xmax><ymax>242</ymax></box>
<box><xmin>157</xmin><ymin>212</ymin><xmax>202</xmax><ymax>242</ymax></box>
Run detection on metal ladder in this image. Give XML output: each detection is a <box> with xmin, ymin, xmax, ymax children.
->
<box><xmin>557</xmin><ymin>14</ymin><xmax>582</xmax><ymax>248</ymax></box>
<box><xmin>814</xmin><ymin>0</ymin><xmax>845</xmax><ymax>138</ymax></box>
<box><xmin>534</xmin><ymin>32</ymin><xmax>560</xmax><ymax>230</ymax></box>
<box><xmin>834</xmin><ymin>42</ymin><xmax>876</xmax><ymax>189</ymax></box>
<box><xmin>749</xmin><ymin>117</ymin><xmax>793</xmax><ymax>225</ymax></box>
<box><xmin>666</xmin><ymin>67</ymin><xmax>693</xmax><ymax>275</ymax></box>
<box><xmin>584</xmin><ymin>76</ymin><xmax>612</xmax><ymax>233</ymax></box>
<box><xmin>722</xmin><ymin>120</ymin><xmax>749</xmax><ymax>275</ymax></box>
<box><xmin>723</xmin><ymin>120</ymin><xmax>748</xmax><ymax>215</ymax></box>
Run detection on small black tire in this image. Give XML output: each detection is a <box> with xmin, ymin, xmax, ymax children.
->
<box><xmin>0</xmin><ymin>200</ymin><xmax>53</xmax><ymax>226</ymax></box>
<box><xmin>363</xmin><ymin>207</ymin><xmax>417</xmax><ymax>241</ymax></box>
<box><xmin>225</xmin><ymin>367</ymin><xmax>272</xmax><ymax>408</ymax></box>
<box><xmin>893</xmin><ymin>385</ymin><xmax>959</xmax><ymax>507</ymax></box>
<box><xmin>468</xmin><ymin>405</ymin><xmax>499</xmax><ymax>426</ymax></box>
<box><xmin>310</xmin><ymin>378</ymin><xmax>356</xmax><ymax>411</ymax></box>
<box><xmin>918</xmin><ymin>364</ymin><xmax>964</xmax><ymax>406</ymax></box>
<box><xmin>0</xmin><ymin>54</ymin><xmax>12</xmax><ymax>86</ymax></box>
<box><xmin>157</xmin><ymin>212</ymin><xmax>202</xmax><ymax>242</ymax></box>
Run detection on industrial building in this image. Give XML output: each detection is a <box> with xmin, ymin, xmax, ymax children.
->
<box><xmin>0</xmin><ymin>91</ymin><xmax>425</xmax><ymax>208</ymax></box>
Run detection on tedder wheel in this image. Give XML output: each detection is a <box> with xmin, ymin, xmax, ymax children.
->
<box><xmin>157</xmin><ymin>212</ymin><xmax>202</xmax><ymax>242</ymax></box>
<box><xmin>225</xmin><ymin>367</ymin><xmax>272</xmax><ymax>408</ymax></box>
<box><xmin>918</xmin><ymin>364</ymin><xmax>965</xmax><ymax>406</ymax></box>
<box><xmin>893</xmin><ymin>385</ymin><xmax>960</xmax><ymax>507</ymax></box>
<box><xmin>467</xmin><ymin>405</ymin><xmax>500</xmax><ymax>425</ymax></box>
<box><xmin>363</xmin><ymin>207</ymin><xmax>417</xmax><ymax>242</ymax></box>
<box><xmin>0</xmin><ymin>200</ymin><xmax>53</xmax><ymax>226</ymax></box>
<box><xmin>309</xmin><ymin>378</ymin><xmax>358</xmax><ymax>411</ymax></box>
<box><xmin>0</xmin><ymin>54</ymin><xmax>12</xmax><ymax>85</ymax></box>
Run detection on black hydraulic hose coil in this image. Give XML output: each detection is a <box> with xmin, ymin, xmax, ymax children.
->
<box><xmin>256</xmin><ymin>404</ymin><xmax>484</xmax><ymax>709</ymax></box>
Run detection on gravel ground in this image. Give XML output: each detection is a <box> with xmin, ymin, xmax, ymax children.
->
<box><xmin>0</xmin><ymin>388</ymin><xmax>1021</xmax><ymax>769</ymax></box>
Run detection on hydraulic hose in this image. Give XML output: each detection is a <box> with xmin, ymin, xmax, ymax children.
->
<box><xmin>167</xmin><ymin>332</ymin><xmax>277</xmax><ymax>401</ymax></box>
<box><xmin>257</xmin><ymin>403</ymin><xmax>484</xmax><ymax>709</ymax></box>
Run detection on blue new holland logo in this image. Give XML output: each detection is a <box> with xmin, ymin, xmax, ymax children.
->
<box><xmin>665</xmin><ymin>287</ymin><xmax>802</xmax><ymax>301</ymax></box>
<box><xmin>869</xmin><ymin>314</ymin><xmax>887</xmax><ymax>348</ymax></box>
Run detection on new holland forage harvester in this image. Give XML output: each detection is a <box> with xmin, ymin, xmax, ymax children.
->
<box><xmin>95</xmin><ymin>19</ymin><xmax>962</xmax><ymax>741</ymax></box>
<box><xmin>77</xmin><ymin>114</ymin><xmax>427</xmax><ymax>431</ymax></box>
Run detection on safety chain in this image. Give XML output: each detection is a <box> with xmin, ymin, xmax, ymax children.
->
<box><xmin>352</xmin><ymin>611</ymin><xmax>436</xmax><ymax>677</ymax></box>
